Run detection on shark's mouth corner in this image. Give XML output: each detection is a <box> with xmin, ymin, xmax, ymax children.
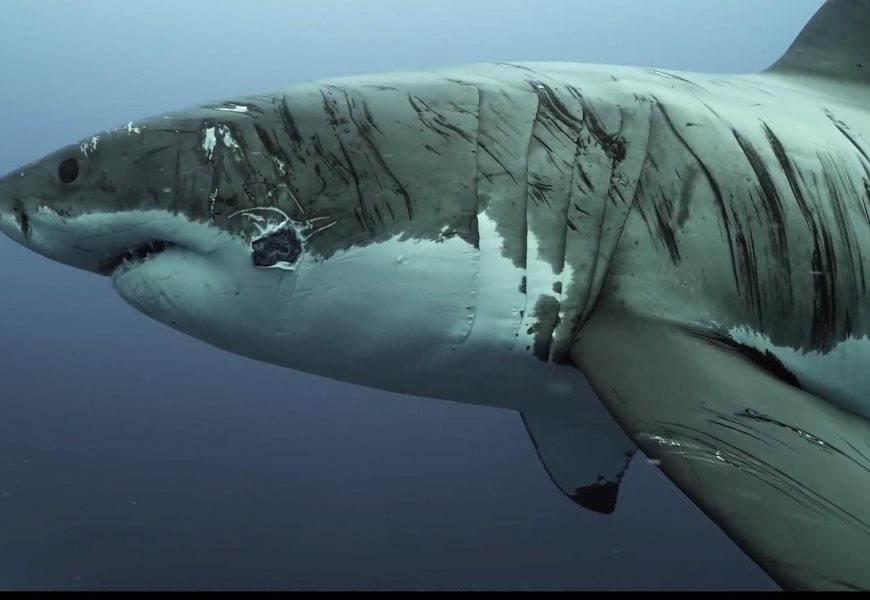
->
<box><xmin>98</xmin><ymin>239</ymin><xmax>177</xmax><ymax>277</ymax></box>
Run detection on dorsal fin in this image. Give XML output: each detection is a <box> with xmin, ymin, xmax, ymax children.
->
<box><xmin>766</xmin><ymin>0</ymin><xmax>870</xmax><ymax>83</ymax></box>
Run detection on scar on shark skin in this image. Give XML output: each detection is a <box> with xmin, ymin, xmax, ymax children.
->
<box><xmin>227</xmin><ymin>203</ymin><xmax>339</xmax><ymax>269</ymax></box>
<box><xmin>252</xmin><ymin>228</ymin><xmax>302</xmax><ymax>267</ymax></box>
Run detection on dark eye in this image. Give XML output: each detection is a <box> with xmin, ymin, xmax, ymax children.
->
<box><xmin>252</xmin><ymin>228</ymin><xmax>302</xmax><ymax>267</ymax></box>
<box><xmin>58</xmin><ymin>157</ymin><xmax>79</xmax><ymax>184</ymax></box>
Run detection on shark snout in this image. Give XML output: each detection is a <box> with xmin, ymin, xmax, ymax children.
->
<box><xmin>0</xmin><ymin>174</ymin><xmax>148</xmax><ymax>275</ymax></box>
<box><xmin>0</xmin><ymin>206</ymin><xmax>25</xmax><ymax>245</ymax></box>
<box><xmin>0</xmin><ymin>201</ymin><xmax>101</xmax><ymax>273</ymax></box>
<box><xmin>0</xmin><ymin>178</ymin><xmax>31</xmax><ymax>247</ymax></box>
<box><xmin>0</xmin><ymin>152</ymin><xmax>65</xmax><ymax>246</ymax></box>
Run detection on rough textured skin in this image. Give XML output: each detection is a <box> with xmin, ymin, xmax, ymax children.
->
<box><xmin>610</xmin><ymin>77</ymin><xmax>870</xmax><ymax>356</ymax></box>
<box><xmin>6</xmin><ymin>60</ymin><xmax>869</xmax><ymax>363</ymax></box>
<box><xmin>0</xmin><ymin>63</ymin><xmax>650</xmax><ymax>367</ymax></box>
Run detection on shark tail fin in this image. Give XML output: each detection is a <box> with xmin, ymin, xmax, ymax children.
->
<box><xmin>765</xmin><ymin>0</ymin><xmax>870</xmax><ymax>83</ymax></box>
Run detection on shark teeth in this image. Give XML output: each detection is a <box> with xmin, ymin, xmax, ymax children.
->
<box><xmin>99</xmin><ymin>240</ymin><xmax>173</xmax><ymax>276</ymax></box>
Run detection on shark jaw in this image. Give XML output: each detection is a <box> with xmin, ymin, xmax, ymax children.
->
<box><xmin>0</xmin><ymin>203</ymin><xmax>283</xmax><ymax>341</ymax></box>
<box><xmin>0</xmin><ymin>199</ymin><xmax>592</xmax><ymax>415</ymax></box>
<box><xmin>0</xmin><ymin>203</ymin><xmax>234</xmax><ymax>277</ymax></box>
<box><xmin>2</xmin><ymin>203</ymin><xmax>520</xmax><ymax>403</ymax></box>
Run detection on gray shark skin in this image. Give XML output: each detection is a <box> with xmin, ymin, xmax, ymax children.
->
<box><xmin>1</xmin><ymin>0</ymin><xmax>869</xmax><ymax>590</ymax></box>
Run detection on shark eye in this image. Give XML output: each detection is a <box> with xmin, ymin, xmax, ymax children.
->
<box><xmin>58</xmin><ymin>157</ymin><xmax>79</xmax><ymax>184</ymax></box>
<box><xmin>252</xmin><ymin>228</ymin><xmax>302</xmax><ymax>267</ymax></box>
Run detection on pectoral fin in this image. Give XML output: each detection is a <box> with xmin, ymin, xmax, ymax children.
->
<box><xmin>521</xmin><ymin>408</ymin><xmax>636</xmax><ymax>515</ymax></box>
<box><xmin>571</xmin><ymin>307</ymin><xmax>870</xmax><ymax>591</ymax></box>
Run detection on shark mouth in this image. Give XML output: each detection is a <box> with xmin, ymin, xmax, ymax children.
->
<box><xmin>98</xmin><ymin>240</ymin><xmax>176</xmax><ymax>276</ymax></box>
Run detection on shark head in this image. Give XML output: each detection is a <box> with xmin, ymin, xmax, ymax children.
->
<box><xmin>0</xmin><ymin>75</ymin><xmax>494</xmax><ymax>392</ymax></box>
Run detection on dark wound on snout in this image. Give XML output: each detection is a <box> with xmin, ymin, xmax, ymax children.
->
<box><xmin>252</xmin><ymin>228</ymin><xmax>303</xmax><ymax>267</ymax></box>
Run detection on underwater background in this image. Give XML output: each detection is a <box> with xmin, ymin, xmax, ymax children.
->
<box><xmin>0</xmin><ymin>0</ymin><xmax>822</xmax><ymax>590</ymax></box>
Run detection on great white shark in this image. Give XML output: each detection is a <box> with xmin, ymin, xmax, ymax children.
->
<box><xmin>0</xmin><ymin>0</ymin><xmax>868</xmax><ymax>590</ymax></box>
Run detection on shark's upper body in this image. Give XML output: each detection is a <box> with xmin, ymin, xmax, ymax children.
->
<box><xmin>1</xmin><ymin>0</ymin><xmax>869</xmax><ymax>591</ymax></box>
